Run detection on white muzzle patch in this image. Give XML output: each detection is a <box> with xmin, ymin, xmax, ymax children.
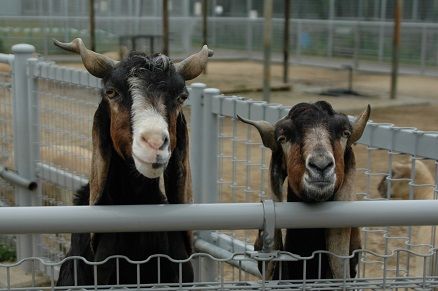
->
<box><xmin>129</xmin><ymin>77</ymin><xmax>171</xmax><ymax>178</ymax></box>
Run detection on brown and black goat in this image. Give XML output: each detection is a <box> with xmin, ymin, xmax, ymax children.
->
<box><xmin>54</xmin><ymin>38</ymin><xmax>213</xmax><ymax>286</ymax></box>
<box><xmin>239</xmin><ymin>101</ymin><xmax>370</xmax><ymax>280</ymax></box>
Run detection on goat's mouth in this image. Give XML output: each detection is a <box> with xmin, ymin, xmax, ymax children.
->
<box><xmin>301</xmin><ymin>176</ymin><xmax>335</xmax><ymax>202</ymax></box>
<box><xmin>132</xmin><ymin>153</ymin><xmax>168</xmax><ymax>178</ymax></box>
<box><xmin>304</xmin><ymin>177</ymin><xmax>334</xmax><ymax>188</ymax></box>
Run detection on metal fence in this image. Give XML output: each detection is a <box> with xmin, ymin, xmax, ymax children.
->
<box><xmin>1</xmin><ymin>44</ymin><xmax>438</xmax><ymax>289</ymax></box>
<box><xmin>1</xmin><ymin>15</ymin><xmax>438</xmax><ymax>76</ymax></box>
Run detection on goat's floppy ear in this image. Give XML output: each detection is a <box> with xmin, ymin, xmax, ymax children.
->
<box><xmin>347</xmin><ymin>105</ymin><xmax>370</xmax><ymax>147</ymax></box>
<box><xmin>164</xmin><ymin>112</ymin><xmax>192</xmax><ymax>255</ymax></box>
<box><xmin>89</xmin><ymin>101</ymin><xmax>112</xmax><ymax>205</ymax></box>
<box><xmin>237</xmin><ymin>115</ymin><xmax>277</xmax><ymax>151</ymax></box>
<box><xmin>164</xmin><ymin>112</ymin><xmax>191</xmax><ymax>204</ymax></box>
<box><xmin>270</xmin><ymin>149</ymin><xmax>287</xmax><ymax>202</ymax></box>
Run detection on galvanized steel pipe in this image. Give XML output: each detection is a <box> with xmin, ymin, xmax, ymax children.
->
<box><xmin>0</xmin><ymin>166</ymin><xmax>37</xmax><ymax>190</ymax></box>
<box><xmin>0</xmin><ymin>53</ymin><xmax>14</xmax><ymax>65</ymax></box>
<box><xmin>1</xmin><ymin>200</ymin><xmax>438</xmax><ymax>234</ymax></box>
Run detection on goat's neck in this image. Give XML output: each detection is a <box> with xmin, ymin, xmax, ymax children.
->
<box><xmin>99</xmin><ymin>150</ymin><xmax>166</xmax><ymax>205</ymax></box>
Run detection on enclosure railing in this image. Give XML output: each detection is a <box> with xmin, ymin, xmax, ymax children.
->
<box><xmin>1</xmin><ymin>44</ymin><xmax>438</xmax><ymax>289</ymax></box>
<box><xmin>2</xmin><ymin>15</ymin><xmax>438</xmax><ymax>76</ymax></box>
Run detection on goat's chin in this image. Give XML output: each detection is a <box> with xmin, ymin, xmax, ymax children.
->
<box><xmin>301</xmin><ymin>185</ymin><xmax>335</xmax><ymax>202</ymax></box>
<box><xmin>133</xmin><ymin>158</ymin><xmax>167</xmax><ymax>178</ymax></box>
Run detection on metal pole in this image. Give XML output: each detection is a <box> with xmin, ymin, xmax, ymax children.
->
<box><xmin>88</xmin><ymin>0</ymin><xmax>96</xmax><ymax>51</ymax></box>
<box><xmin>11</xmin><ymin>43</ymin><xmax>35</xmax><ymax>272</ymax></box>
<box><xmin>189</xmin><ymin>83</ymin><xmax>206</xmax><ymax>204</ymax></box>
<box><xmin>26</xmin><ymin>58</ymin><xmax>42</xmax><ymax>260</ymax></box>
<box><xmin>2</xmin><ymin>200</ymin><xmax>438</xmax><ymax>233</ymax></box>
<box><xmin>283</xmin><ymin>0</ymin><xmax>290</xmax><ymax>84</ymax></box>
<box><xmin>201</xmin><ymin>88</ymin><xmax>219</xmax><ymax>204</ymax></box>
<box><xmin>162</xmin><ymin>0</ymin><xmax>169</xmax><ymax>55</ymax></box>
<box><xmin>263</xmin><ymin>0</ymin><xmax>273</xmax><ymax>102</ymax></box>
<box><xmin>390</xmin><ymin>0</ymin><xmax>402</xmax><ymax>100</ymax></box>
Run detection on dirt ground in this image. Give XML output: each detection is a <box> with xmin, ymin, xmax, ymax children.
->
<box><xmin>1</xmin><ymin>59</ymin><xmax>438</xmax><ymax>283</ymax></box>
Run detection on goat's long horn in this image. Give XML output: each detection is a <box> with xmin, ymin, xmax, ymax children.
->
<box><xmin>348</xmin><ymin>104</ymin><xmax>371</xmax><ymax>147</ymax></box>
<box><xmin>237</xmin><ymin>115</ymin><xmax>277</xmax><ymax>151</ymax></box>
<box><xmin>174</xmin><ymin>45</ymin><xmax>214</xmax><ymax>81</ymax></box>
<box><xmin>53</xmin><ymin>38</ymin><xmax>117</xmax><ymax>78</ymax></box>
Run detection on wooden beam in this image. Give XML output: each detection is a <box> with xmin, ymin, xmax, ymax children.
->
<box><xmin>283</xmin><ymin>0</ymin><xmax>290</xmax><ymax>84</ymax></box>
<box><xmin>88</xmin><ymin>0</ymin><xmax>96</xmax><ymax>51</ymax></box>
<box><xmin>162</xmin><ymin>0</ymin><xmax>169</xmax><ymax>55</ymax></box>
<box><xmin>390</xmin><ymin>0</ymin><xmax>402</xmax><ymax>100</ymax></box>
<box><xmin>263</xmin><ymin>0</ymin><xmax>273</xmax><ymax>102</ymax></box>
<box><xmin>202</xmin><ymin>0</ymin><xmax>208</xmax><ymax>74</ymax></box>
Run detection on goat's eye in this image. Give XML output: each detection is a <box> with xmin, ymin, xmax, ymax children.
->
<box><xmin>277</xmin><ymin>135</ymin><xmax>286</xmax><ymax>143</ymax></box>
<box><xmin>342</xmin><ymin>130</ymin><xmax>351</xmax><ymax>138</ymax></box>
<box><xmin>177</xmin><ymin>93</ymin><xmax>188</xmax><ymax>103</ymax></box>
<box><xmin>105</xmin><ymin>89</ymin><xmax>117</xmax><ymax>98</ymax></box>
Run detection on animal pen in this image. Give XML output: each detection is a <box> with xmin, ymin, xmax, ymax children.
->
<box><xmin>0</xmin><ymin>44</ymin><xmax>438</xmax><ymax>290</ymax></box>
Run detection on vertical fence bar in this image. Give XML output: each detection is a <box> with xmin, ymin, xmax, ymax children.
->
<box><xmin>11</xmin><ymin>44</ymin><xmax>35</xmax><ymax>272</ymax></box>
<box><xmin>195</xmin><ymin>87</ymin><xmax>220</xmax><ymax>283</ymax></box>
<box><xmin>201</xmin><ymin>88</ymin><xmax>219</xmax><ymax>204</ymax></box>
<box><xmin>27</xmin><ymin>58</ymin><xmax>42</xmax><ymax>261</ymax></box>
<box><xmin>189</xmin><ymin>83</ymin><xmax>206</xmax><ymax>204</ymax></box>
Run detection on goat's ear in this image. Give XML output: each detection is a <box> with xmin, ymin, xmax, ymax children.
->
<box><xmin>164</xmin><ymin>112</ymin><xmax>191</xmax><ymax>204</ymax></box>
<box><xmin>163</xmin><ymin>112</ymin><xmax>193</xmax><ymax>255</ymax></box>
<box><xmin>89</xmin><ymin>102</ymin><xmax>112</xmax><ymax>205</ymax></box>
<box><xmin>348</xmin><ymin>105</ymin><xmax>371</xmax><ymax>147</ymax></box>
<box><xmin>269</xmin><ymin>149</ymin><xmax>287</xmax><ymax>202</ymax></box>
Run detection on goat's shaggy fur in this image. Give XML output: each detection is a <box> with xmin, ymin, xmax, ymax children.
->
<box><xmin>54</xmin><ymin>38</ymin><xmax>212</xmax><ymax>286</ymax></box>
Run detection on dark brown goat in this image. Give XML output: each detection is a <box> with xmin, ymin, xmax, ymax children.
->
<box><xmin>239</xmin><ymin>101</ymin><xmax>370</xmax><ymax>280</ymax></box>
<box><xmin>54</xmin><ymin>38</ymin><xmax>212</xmax><ymax>286</ymax></box>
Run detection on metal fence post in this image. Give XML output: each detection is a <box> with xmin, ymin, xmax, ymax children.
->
<box><xmin>11</xmin><ymin>44</ymin><xmax>35</xmax><ymax>272</ymax></box>
<box><xmin>27</xmin><ymin>58</ymin><xmax>42</xmax><ymax>260</ymax></box>
<box><xmin>195</xmin><ymin>87</ymin><xmax>220</xmax><ymax>283</ymax></box>
<box><xmin>201</xmin><ymin>88</ymin><xmax>219</xmax><ymax>204</ymax></box>
<box><xmin>189</xmin><ymin>83</ymin><xmax>206</xmax><ymax>203</ymax></box>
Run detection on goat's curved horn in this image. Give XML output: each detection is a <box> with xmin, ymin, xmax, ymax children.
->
<box><xmin>174</xmin><ymin>45</ymin><xmax>214</xmax><ymax>80</ymax></box>
<box><xmin>53</xmin><ymin>38</ymin><xmax>117</xmax><ymax>78</ymax></box>
<box><xmin>348</xmin><ymin>104</ymin><xmax>371</xmax><ymax>147</ymax></box>
<box><xmin>237</xmin><ymin>115</ymin><xmax>277</xmax><ymax>151</ymax></box>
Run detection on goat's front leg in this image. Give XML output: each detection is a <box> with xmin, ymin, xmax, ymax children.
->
<box><xmin>254</xmin><ymin>228</ymin><xmax>283</xmax><ymax>279</ymax></box>
<box><xmin>326</xmin><ymin>227</ymin><xmax>351</xmax><ymax>279</ymax></box>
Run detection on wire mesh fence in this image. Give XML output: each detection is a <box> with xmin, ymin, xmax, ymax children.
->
<box><xmin>0</xmin><ymin>64</ymin><xmax>16</xmax><ymax>254</ymax></box>
<box><xmin>1</xmin><ymin>46</ymin><xmax>438</xmax><ymax>289</ymax></box>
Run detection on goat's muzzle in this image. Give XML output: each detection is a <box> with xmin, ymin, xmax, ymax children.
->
<box><xmin>301</xmin><ymin>152</ymin><xmax>336</xmax><ymax>202</ymax></box>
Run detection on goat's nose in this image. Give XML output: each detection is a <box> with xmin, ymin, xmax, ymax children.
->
<box><xmin>141</xmin><ymin>131</ymin><xmax>169</xmax><ymax>150</ymax></box>
<box><xmin>307</xmin><ymin>155</ymin><xmax>334</xmax><ymax>175</ymax></box>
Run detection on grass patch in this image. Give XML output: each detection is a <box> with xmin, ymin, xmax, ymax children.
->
<box><xmin>0</xmin><ymin>244</ymin><xmax>16</xmax><ymax>262</ymax></box>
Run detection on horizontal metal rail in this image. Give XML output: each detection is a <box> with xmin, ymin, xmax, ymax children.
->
<box><xmin>212</xmin><ymin>95</ymin><xmax>438</xmax><ymax>159</ymax></box>
<box><xmin>0</xmin><ymin>53</ymin><xmax>13</xmax><ymax>65</ymax></box>
<box><xmin>1</xmin><ymin>200</ymin><xmax>438</xmax><ymax>234</ymax></box>
<box><xmin>36</xmin><ymin>162</ymin><xmax>88</xmax><ymax>190</ymax></box>
<box><xmin>0</xmin><ymin>166</ymin><xmax>37</xmax><ymax>190</ymax></box>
